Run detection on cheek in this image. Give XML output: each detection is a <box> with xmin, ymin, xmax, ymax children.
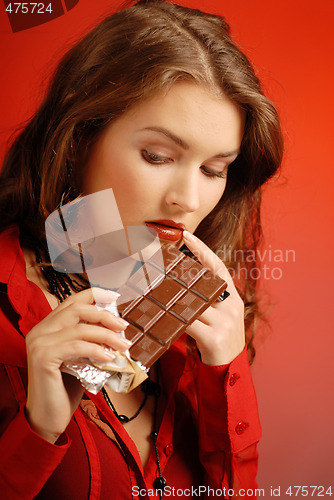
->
<box><xmin>200</xmin><ymin>180</ymin><xmax>227</xmax><ymax>216</ymax></box>
<box><xmin>109</xmin><ymin>162</ymin><xmax>159</xmax><ymax>215</ymax></box>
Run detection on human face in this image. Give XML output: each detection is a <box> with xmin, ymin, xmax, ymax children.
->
<box><xmin>82</xmin><ymin>82</ymin><xmax>244</xmax><ymax>241</ymax></box>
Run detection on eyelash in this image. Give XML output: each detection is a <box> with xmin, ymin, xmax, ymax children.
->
<box><xmin>142</xmin><ymin>150</ymin><xmax>171</xmax><ymax>164</ymax></box>
<box><xmin>141</xmin><ymin>150</ymin><xmax>228</xmax><ymax>180</ymax></box>
<box><xmin>201</xmin><ymin>165</ymin><xmax>228</xmax><ymax>180</ymax></box>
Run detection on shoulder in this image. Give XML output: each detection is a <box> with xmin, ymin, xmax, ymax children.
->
<box><xmin>0</xmin><ymin>225</ymin><xmax>29</xmax><ymax>367</ymax></box>
<box><xmin>0</xmin><ymin>225</ymin><xmax>22</xmax><ymax>285</ymax></box>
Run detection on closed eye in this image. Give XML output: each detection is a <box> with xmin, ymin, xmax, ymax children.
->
<box><xmin>141</xmin><ymin>150</ymin><xmax>171</xmax><ymax>164</ymax></box>
<box><xmin>200</xmin><ymin>165</ymin><xmax>228</xmax><ymax>179</ymax></box>
<box><xmin>142</xmin><ymin>149</ymin><xmax>228</xmax><ymax>179</ymax></box>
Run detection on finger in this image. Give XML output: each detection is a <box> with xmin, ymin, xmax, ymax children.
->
<box><xmin>185</xmin><ymin>320</ymin><xmax>211</xmax><ymax>344</ymax></box>
<box><xmin>29</xmin><ymin>324</ymin><xmax>132</xmax><ymax>360</ymax></box>
<box><xmin>32</xmin><ymin>303</ymin><xmax>129</xmax><ymax>339</ymax></box>
<box><xmin>55</xmin><ymin>339</ymin><xmax>120</xmax><ymax>365</ymax></box>
<box><xmin>182</xmin><ymin>231</ymin><xmax>236</xmax><ymax>291</ymax></box>
<box><xmin>194</xmin><ymin>307</ymin><xmax>216</xmax><ymax>326</ymax></box>
<box><xmin>58</xmin><ymin>323</ymin><xmax>133</xmax><ymax>351</ymax></box>
<box><xmin>58</xmin><ymin>304</ymin><xmax>129</xmax><ymax>332</ymax></box>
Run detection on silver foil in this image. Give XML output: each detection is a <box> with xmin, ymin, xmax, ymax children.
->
<box><xmin>61</xmin><ymin>359</ymin><xmax>114</xmax><ymax>395</ymax></box>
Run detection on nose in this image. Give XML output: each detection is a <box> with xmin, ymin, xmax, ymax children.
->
<box><xmin>164</xmin><ymin>167</ymin><xmax>200</xmax><ymax>213</ymax></box>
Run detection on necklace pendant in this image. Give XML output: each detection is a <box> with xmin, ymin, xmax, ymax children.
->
<box><xmin>153</xmin><ymin>477</ymin><xmax>167</xmax><ymax>491</ymax></box>
<box><xmin>118</xmin><ymin>414</ymin><xmax>130</xmax><ymax>423</ymax></box>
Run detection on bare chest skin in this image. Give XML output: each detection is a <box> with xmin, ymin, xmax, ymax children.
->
<box><xmin>104</xmin><ymin>369</ymin><xmax>159</xmax><ymax>469</ymax></box>
<box><xmin>23</xmin><ymin>248</ymin><xmax>59</xmax><ymax>310</ymax></box>
<box><xmin>22</xmin><ymin>247</ymin><xmax>159</xmax><ymax>469</ymax></box>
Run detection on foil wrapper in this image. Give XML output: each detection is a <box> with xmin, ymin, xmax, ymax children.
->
<box><xmin>61</xmin><ymin>301</ymin><xmax>148</xmax><ymax>394</ymax></box>
<box><xmin>61</xmin><ymin>360</ymin><xmax>115</xmax><ymax>394</ymax></box>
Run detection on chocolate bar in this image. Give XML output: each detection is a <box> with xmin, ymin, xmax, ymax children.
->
<box><xmin>116</xmin><ymin>245</ymin><xmax>227</xmax><ymax>368</ymax></box>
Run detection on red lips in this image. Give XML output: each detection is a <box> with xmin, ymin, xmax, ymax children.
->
<box><xmin>145</xmin><ymin>220</ymin><xmax>185</xmax><ymax>241</ymax></box>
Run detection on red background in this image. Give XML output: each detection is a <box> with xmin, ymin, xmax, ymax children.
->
<box><xmin>1</xmin><ymin>0</ymin><xmax>333</xmax><ymax>494</ymax></box>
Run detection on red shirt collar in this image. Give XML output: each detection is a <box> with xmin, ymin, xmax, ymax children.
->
<box><xmin>0</xmin><ymin>225</ymin><xmax>51</xmax><ymax>337</ymax></box>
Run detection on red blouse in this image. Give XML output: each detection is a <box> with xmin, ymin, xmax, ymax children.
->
<box><xmin>0</xmin><ymin>226</ymin><xmax>261</xmax><ymax>499</ymax></box>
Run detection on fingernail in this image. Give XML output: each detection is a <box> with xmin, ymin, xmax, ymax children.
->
<box><xmin>118</xmin><ymin>318</ymin><xmax>129</xmax><ymax>328</ymax></box>
<box><xmin>122</xmin><ymin>339</ymin><xmax>133</xmax><ymax>346</ymax></box>
<box><xmin>105</xmin><ymin>350</ymin><xmax>116</xmax><ymax>359</ymax></box>
<box><xmin>183</xmin><ymin>230</ymin><xmax>196</xmax><ymax>242</ymax></box>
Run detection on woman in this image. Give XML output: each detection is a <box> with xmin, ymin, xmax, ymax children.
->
<box><xmin>0</xmin><ymin>0</ymin><xmax>283</xmax><ymax>498</ymax></box>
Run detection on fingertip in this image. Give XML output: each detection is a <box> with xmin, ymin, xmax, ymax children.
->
<box><xmin>91</xmin><ymin>288</ymin><xmax>120</xmax><ymax>303</ymax></box>
<box><xmin>104</xmin><ymin>350</ymin><xmax>116</xmax><ymax>360</ymax></box>
<box><xmin>121</xmin><ymin>338</ymin><xmax>132</xmax><ymax>347</ymax></box>
<box><xmin>183</xmin><ymin>230</ymin><xmax>197</xmax><ymax>243</ymax></box>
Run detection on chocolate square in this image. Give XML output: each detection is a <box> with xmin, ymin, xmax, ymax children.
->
<box><xmin>125</xmin><ymin>297</ymin><xmax>164</xmax><ymax>332</ymax></box>
<box><xmin>190</xmin><ymin>270</ymin><xmax>227</xmax><ymax>301</ymax></box>
<box><xmin>169</xmin><ymin>256</ymin><xmax>206</xmax><ymax>286</ymax></box>
<box><xmin>169</xmin><ymin>290</ymin><xmax>205</xmax><ymax>323</ymax></box>
<box><xmin>148</xmin><ymin>276</ymin><xmax>187</xmax><ymax>309</ymax></box>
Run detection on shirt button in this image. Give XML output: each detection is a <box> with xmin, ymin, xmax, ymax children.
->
<box><xmin>229</xmin><ymin>373</ymin><xmax>240</xmax><ymax>386</ymax></box>
<box><xmin>164</xmin><ymin>443</ymin><xmax>173</xmax><ymax>456</ymax></box>
<box><xmin>235</xmin><ymin>422</ymin><xmax>249</xmax><ymax>435</ymax></box>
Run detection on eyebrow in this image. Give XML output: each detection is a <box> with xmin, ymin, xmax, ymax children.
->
<box><xmin>139</xmin><ymin>126</ymin><xmax>240</xmax><ymax>158</ymax></box>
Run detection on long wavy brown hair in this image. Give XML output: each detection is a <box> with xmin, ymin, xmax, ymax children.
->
<box><xmin>0</xmin><ymin>0</ymin><xmax>283</xmax><ymax>362</ymax></box>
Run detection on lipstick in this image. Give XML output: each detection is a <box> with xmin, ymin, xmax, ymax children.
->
<box><xmin>145</xmin><ymin>219</ymin><xmax>185</xmax><ymax>241</ymax></box>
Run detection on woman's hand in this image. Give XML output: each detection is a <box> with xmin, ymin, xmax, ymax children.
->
<box><xmin>182</xmin><ymin>231</ymin><xmax>245</xmax><ymax>366</ymax></box>
<box><xmin>25</xmin><ymin>287</ymin><xmax>131</xmax><ymax>444</ymax></box>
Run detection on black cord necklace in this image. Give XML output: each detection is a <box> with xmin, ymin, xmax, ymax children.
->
<box><xmin>101</xmin><ymin>385</ymin><xmax>148</xmax><ymax>423</ymax></box>
<box><xmin>35</xmin><ymin>248</ymin><xmax>90</xmax><ymax>302</ymax></box>
<box><xmin>102</xmin><ymin>370</ymin><xmax>167</xmax><ymax>498</ymax></box>
<box><xmin>150</xmin><ymin>366</ymin><xmax>167</xmax><ymax>496</ymax></box>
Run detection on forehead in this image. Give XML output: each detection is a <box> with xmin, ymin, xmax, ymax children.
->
<box><xmin>105</xmin><ymin>82</ymin><xmax>245</xmax><ymax>153</ymax></box>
